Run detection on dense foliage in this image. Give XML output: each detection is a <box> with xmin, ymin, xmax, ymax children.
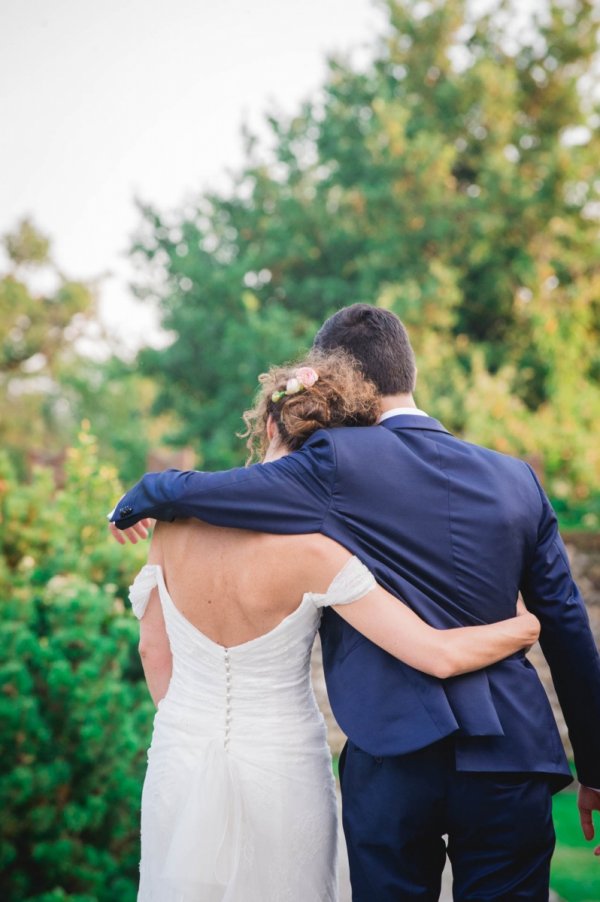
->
<box><xmin>0</xmin><ymin>429</ymin><xmax>150</xmax><ymax>901</ymax></box>
<box><xmin>132</xmin><ymin>0</ymin><xmax>600</xmax><ymax>525</ymax></box>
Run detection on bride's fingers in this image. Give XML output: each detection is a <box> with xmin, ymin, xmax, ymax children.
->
<box><xmin>108</xmin><ymin>522</ymin><xmax>127</xmax><ymax>545</ymax></box>
<box><xmin>108</xmin><ymin>522</ymin><xmax>147</xmax><ymax>544</ymax></box>
<box><xmin>131</xmin><ymin>520</ymin><xmax>151</xmax><ymax>539</ymax></box>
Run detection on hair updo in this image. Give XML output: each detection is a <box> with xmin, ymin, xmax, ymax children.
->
<box><xmin>241</xmin><ymin>349</ymin><xmax>381</xmax><ymax>463</ymax></box>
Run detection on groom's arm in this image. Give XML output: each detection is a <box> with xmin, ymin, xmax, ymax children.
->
<box><xmin>520</xmin><ymin>464</ymin><xmax>600</xmax><ymax>792</ymax></box>
<box><xmin>109</xmin><ymin>431</ymin><xmax>336</xmax><ymax>535</ymax></box>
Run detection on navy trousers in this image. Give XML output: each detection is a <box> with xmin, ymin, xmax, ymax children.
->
<box><xmin>339</xmin><ymin>738</ymin><xmax>555</xmax><ymax>901</ymax></box>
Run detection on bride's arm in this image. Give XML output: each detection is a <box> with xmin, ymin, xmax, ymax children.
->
<box><xmin>138</xmin><ymin>589</ymin><xmax>172</xmax><ymax>706</ymax></box>
<box><xmin>137</xmin><ymin>532</ymin><xmax>172</xmax><ymax>707</ymax></box>
<box><xmin>333</xmin><ymin>589</ymin><xmax>539</xmax><ymax>679</ymax></box>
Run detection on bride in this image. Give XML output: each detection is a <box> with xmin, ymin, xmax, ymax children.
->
<box><xmin>127</xmin><ymin>350</ymin><xmax>539</xmax><ymax>902</ymax></box>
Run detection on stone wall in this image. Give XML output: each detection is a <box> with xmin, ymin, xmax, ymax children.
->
<box><xmin>312</xmin><ymin>532</ymin><xmax>600</xmax><ymax>758</ymax></box>
<box><xmin>528</xmin><ymin>533</ymin><xmax>600</xmax><ymax>759</ymax></box>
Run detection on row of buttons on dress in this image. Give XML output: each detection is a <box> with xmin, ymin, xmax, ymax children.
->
<box><xmin>224</xmin><ymin>648</ymin><xmax>232</xmax><ymax>750</ymax></box>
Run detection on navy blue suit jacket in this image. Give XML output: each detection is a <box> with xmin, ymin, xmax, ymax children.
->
<box><xmin>113</xmin><ymin>416</ymin><xmax>600</xmax><ymax>790</ymax></box>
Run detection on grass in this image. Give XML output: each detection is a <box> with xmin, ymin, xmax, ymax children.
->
<box><xmin>551</xmin><ymin>790</ymin><xmax>600</xmax><ymax>902</ymax></box>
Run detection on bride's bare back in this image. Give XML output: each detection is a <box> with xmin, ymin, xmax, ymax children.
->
<box><xmin>150</xmin><ymin>519</ymin><xmax>350</xmax><ymax>648</ymax></box>
<box><xmin>142</xmin><ymin>519</ymin><xmax>537</xmax><ymax>690</ymax></box>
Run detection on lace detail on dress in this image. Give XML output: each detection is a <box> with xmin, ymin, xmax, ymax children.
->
<box><xmin>313</xmin><ymin>556</ymin><xmax>376</xmax><ymax>608</ymax></box>
<box><xmin>128</xmin><ymin>564</ymin><xmax>160</xmax><ymax>619</ymax></box>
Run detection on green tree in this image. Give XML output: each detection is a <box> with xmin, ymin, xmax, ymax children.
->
<box><xmin>0</xmin><ymin>220</ymin><xmax>95</xmax><ymax>468</ymax></box>
<box><xmin>131</xmin><ymin>0</ymin><xmax>600</xmax><ymax>522</ymax></box>
<box><xmin>0</xmin><ymin>427</ymin><xmax>150</xmax><ymax>901</ymax></box>
<box><xmin>0</xmin><ymin>219</ymin><xmax>173</xmax><ymax>484</ymax></box>
<box><xmin>62</xmin><ymin>358</ymin><xmax>177</xmax><ymax>487</ymax></box>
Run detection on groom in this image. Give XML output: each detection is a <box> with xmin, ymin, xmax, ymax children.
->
<box><xmin>110</xmin><ymin>304</ymin><xmax>600</xmax><ymax>900</ymax></box>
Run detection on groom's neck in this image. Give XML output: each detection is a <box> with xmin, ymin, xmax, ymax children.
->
<box><xmin>379</xmin><ymin>393</ymin><xmax>418</xmax><ymax>413</ymax></box>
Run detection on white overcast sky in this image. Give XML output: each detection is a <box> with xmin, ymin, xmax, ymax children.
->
<box><xmin>0</xmin><ymin>0</ymin><xmax>389</xmax><ymax>349</ymax></box>
<box><xmin>1</xmin><ymin>0</ymin><xmax>539</xmax><ymax>351</ymax></box>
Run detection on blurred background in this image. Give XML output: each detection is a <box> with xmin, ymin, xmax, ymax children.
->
<box><xmin>1</xmin><ymin>1</ymin><xmax>599</xmax><ymax>899</ymax></box>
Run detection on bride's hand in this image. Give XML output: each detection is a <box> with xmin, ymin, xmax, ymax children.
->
<box><xmin>108</xmin><ymin>518</ymin><xmax>154</xmax><ymax>545</ymax></box>
<box><xmin>515</xmin><ymin>599</ymin><xmax>540</xmax><ymax>650</ymax></box>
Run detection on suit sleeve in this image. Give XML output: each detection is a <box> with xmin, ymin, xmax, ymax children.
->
<box><xmin>109</xmin><ymin>430</ymin><xmax>336</xmax><ymax>535</ymax></box>
<box><xmin>520</xmin><ymin>463</ymin><xmax>600</xmax><ymax>787</ymax></box>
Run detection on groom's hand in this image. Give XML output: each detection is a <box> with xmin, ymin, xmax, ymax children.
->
<box><xmin>578</xmin><ymin>785</ymin><xmax>600</xmax><ymax>855</ymax></box>
<box><xmin>108</xmin><ymin>519</ymin><xmax>153</xmax><ymax>545</ymax></box>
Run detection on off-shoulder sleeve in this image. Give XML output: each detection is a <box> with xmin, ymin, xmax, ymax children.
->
<box><xmin>313</xmin><ymin>556</ymin><xmax>376</xmax><ymax>609</ymax></box>
<box><xmin>128</xmin><ymin>564</ymin><xmax>160</xmax><ymax>620</ymax></box>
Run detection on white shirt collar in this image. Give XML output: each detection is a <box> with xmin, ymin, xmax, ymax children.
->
<box><xmin>379</xmin><ymin>407</ymin><xmax>429</xmax><ymax>423</ymax></box>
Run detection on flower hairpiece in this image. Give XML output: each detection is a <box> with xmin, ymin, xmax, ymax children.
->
<box><xmin>271</xmin><ymin>366</ymin><xmax>319</xmax><ymax>403</ymax></box>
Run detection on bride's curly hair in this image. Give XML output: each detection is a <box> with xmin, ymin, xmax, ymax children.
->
<box><xmin>240</xmin><ymin>349</ymin><xmax>381</xmax><ymax>463</ymax></box>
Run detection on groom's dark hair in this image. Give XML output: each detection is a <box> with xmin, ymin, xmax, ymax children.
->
<box><xmin>313</xmin><ymin>304</ymin><xmax>416</xmax><ymax>396</ymax></box>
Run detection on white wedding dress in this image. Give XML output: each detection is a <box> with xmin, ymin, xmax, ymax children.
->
<box><xmin>128</xmin><ymin>556</ymin><xmax>375</xmax><ymax>902</ymax></box>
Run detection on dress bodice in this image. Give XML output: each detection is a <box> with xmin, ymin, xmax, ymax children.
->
<box><xmin>129</xmin><ymin>557</ymin><xmax>375</xmax><ymax>748</ymax></box>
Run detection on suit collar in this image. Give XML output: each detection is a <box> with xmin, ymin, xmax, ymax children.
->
<box><xmin>379</xmin><ymin>406</ymin><xmax>429</xmax><ymax>421</ymax></box>
<box><xmin>380</xmin><ymin>414</ymin><xmax>452</xmax><ymax>435</ymax></box>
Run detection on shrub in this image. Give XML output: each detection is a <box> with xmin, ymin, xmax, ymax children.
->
<box><xmin>0</xmin><ymin>427</ymin><xmax>150</xmax><ymax>901</ymax></box>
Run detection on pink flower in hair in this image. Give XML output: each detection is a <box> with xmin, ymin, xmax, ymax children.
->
<box><xmin>295</xmin><ymin>367</ymin><xmax>319</xmax><ymax>388</ymax></box>
<box><xmin>271</xmin><ymin>366</ymin><xmax>319</xmax><ymax>403</ymax></box>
